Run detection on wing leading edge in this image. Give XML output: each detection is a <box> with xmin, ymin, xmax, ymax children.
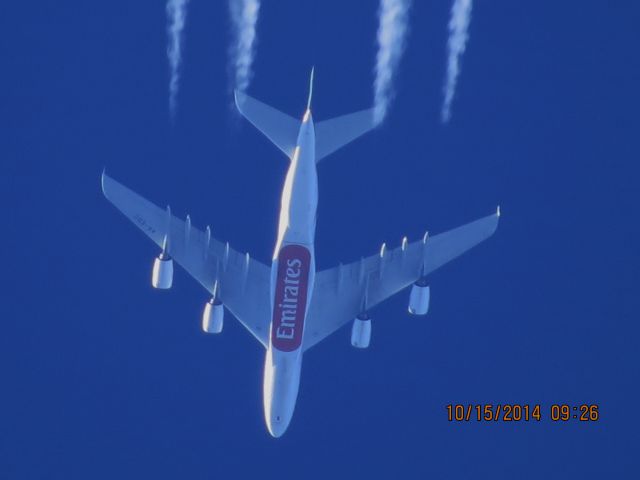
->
<box><xmin>303</xmin><ymin>211</ymin><xmax>500</xmax><ymax>351</ymax></box>
<box><xmin>101</xmin><ymin>173</ymin><xmax>272</xmax><ymax>347</ymax></box>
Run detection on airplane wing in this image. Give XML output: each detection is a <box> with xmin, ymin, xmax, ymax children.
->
<box><xmin>303</xmin><ymin>211</ymin><xmax>500</xmax><ymax>351</ymax></box>
<box><xmin>102</xmin><ymin>173</ymin><xmax>272</xmax><ymax>348</ymax></box>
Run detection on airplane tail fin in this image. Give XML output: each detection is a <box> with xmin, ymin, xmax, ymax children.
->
<box><xmin>314</xmin><ymin>107</ymin><xmax>377</xmax><ymax>162</ymax></box>
<box><xmin>234</xmin><ymin>90</ymin><xmax>300</xmax><ymax>159</ymax></box>
<box><xmin>306</xmin><ymin>67</ymin><xmax>314</xmax><ymax>111</ymax></box>
<box><xmin>235</xmin><ymin>67</ymin><xmax>377</xmax><ymax>162</ymax></box>
<box><xmin>306</xmin><ymin>67</ymin><xmax>377</xmax><ymax>162</ymax></box>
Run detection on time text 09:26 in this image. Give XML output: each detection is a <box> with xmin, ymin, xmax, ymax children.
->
<box><xmin>446</xmin><ymin>404</ymin><xmax>600</xmax><ymax>422</ymax></box>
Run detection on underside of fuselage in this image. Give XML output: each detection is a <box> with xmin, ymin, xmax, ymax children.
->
<box><xmin>263</xmin><ymin>110</ymin><xmax>318</xmax><ymax>437</ymax></box>
<box><xmin>232</xmin><ymin>71</ymin><xmax>381</xmax><ymax>437</ymax></box>
<box><xmin>263</xmin><ymin>346</ymin><xmax>302</xmax><ymax>437</ymax></box>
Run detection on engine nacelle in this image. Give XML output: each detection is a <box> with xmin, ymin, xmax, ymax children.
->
<box><xmin>351</xmin><ymin>313</ymin><xmax>371</xmax><ymax>349</ymax></box>
<box><xmin>152</xmin><ymin>253</ymin><xmax>173</xmax><ymax>289</ymax></box>
<box><xmin>202</xmin><ymin>298</ymin><xmax>224</xmax><ymax>334</ymax></box>
<box><xmin>408</xmin><ymin>279</ymin><xmax>430</xmax><ymax>315</ymax></box>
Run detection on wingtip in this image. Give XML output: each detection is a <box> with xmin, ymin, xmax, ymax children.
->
<box><xmin>233</xmin><ymin>89</ymin><xmax>244</xmax><ymax>112</ymax></box>
<box><xmin>101</xmin><ymin>168</ymin><xmax>108</xmax><ymax>196</ymax></box>
<box><xmin>496</xmin><ymin>205</ymin><xmax>501</xmax><ymax>218</ymax></box>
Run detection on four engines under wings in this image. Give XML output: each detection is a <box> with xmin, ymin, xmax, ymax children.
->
<box><xmin>103</xmin><ymin>172</ymin><xmax>499</xmax><ymax>351</ymax></box>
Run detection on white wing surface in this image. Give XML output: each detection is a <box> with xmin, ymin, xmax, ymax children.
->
<box><xmin>303</xmin><ymin>211</ymin><xmax>500</xmax><ymax>351</ymax></box>
<box><xmin>102</xmin><ymin>173</ymin><xmax>272</xmax><ymax>347</ymax></box>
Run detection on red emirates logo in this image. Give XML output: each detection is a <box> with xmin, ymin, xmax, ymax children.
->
<box><xmin>271</xmin><ymin>244</ymin><xmax>311</xmax><ymax>352</ymax></box>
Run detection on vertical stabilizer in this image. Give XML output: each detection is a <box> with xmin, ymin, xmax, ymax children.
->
<box><xmin>306</xmin><ymin>67</ymin><xmax>315</xmax><ymax>111</ymax></box>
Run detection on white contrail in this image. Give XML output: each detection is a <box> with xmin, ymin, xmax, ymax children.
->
<box><xmin>167</xmin><ymin>0</ymin><xmax>190</xmax><ymax>119</ymax></box>
<box><xmin>373</xmin><ymin>0</ymin><xmax>411</xmax><ymax>126</ymax></box>
<box><xmin>441</xmin><ymin>0</ymin><xmax>473</xmax><ymax>123</ymax></box>
<box><xmin>228</xmin><ymin>0</ymin><xmax>260</xmax><ymax>94</ymax></box>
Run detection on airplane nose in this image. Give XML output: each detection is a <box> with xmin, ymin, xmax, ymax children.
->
<box><xmin>267</xmin><ymin>413</ymin><xmax>289</xmax><ymax>438</ymax></box>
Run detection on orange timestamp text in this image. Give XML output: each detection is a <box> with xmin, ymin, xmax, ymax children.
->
<box><xmin>446</xmin><ymin>404</ymin><xmax>600</xmax><ymax>422</ymax></box>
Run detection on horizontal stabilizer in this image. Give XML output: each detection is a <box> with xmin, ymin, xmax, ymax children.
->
<box><xmin>315</xmin><ymin>108</ymin><xmax>376</xmax><ymax>162</ymax></box>
<box><xmin>234</xmin><ymin>90</ymin><xmax>300</xmax><ymax>159</ymax></box>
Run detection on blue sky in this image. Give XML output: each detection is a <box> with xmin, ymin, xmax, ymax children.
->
<box><xmin>1</xmin><ymin>1</ymin><xmax>639</xmax><ymax>478</ymax></box>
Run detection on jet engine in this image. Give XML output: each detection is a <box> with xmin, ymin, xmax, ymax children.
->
<box><xmin>152</xmin><ymin>253</ymin><xmax>173</xmax><ymax>289</ymax></box>
<box><xmin>202</xmin><ymin>298</ymin><xmax>224</xmax><ymax>334</ymax></box>
<box><xmin>408</xmin><ymin>279</ymin><xmax>430</xmax><ymax>315</ymax></box>
<box><xmin>351</xmin><ymin>313</ymin><xmax>371</xmax><ymax>348</ymax></box>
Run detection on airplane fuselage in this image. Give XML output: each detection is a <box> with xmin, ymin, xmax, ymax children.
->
<box><xmin>263</xmin><ymin>110</ymin><xmax>317</xmax><ymax>437</ymax></box>
<box><xmin>104</xmin><ymin>74</ymin><xmax>499</xmax><ymax>440</ymax></box>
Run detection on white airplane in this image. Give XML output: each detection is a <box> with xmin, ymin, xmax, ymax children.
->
<box><xmin>102</xmin><ymin>70</ymin><xmax>499</xmax><ymax>437</ymax></box>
